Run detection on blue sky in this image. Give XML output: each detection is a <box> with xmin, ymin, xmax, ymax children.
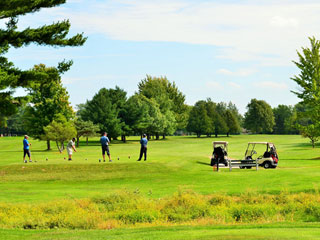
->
<box><xmin>5</xmin><ymin>0</ymin><xmax>320</xmax><ymax>113</ymax></box>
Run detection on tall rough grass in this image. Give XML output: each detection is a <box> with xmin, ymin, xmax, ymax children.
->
<box><xmin>0</xmin><ymin>191</ymin><xmax>319</xmax><ymax>229</ymax></box>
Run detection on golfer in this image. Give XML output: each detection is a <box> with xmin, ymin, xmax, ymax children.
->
<box><xmin>138</xmin><ymin>134</ymin><xmax>148</xmax><ymax>161</ymax></box>
<box><xmin>100</xmin><ymin>132</ymin><xmax>112</xmax><ymax>162</ymax></box>
<box><xmin>67</xmin><ymin>138</ymin><xmax>77</xmax><ymax>161</ymax></box>
<box><xmin>23</xmin><ymin>135</ymin><xmax>32</xmax><ymax>163</ymax></box>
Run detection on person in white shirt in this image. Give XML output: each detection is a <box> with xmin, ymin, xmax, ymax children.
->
<box><xmin>67</xmin><ymin>138</ymin><xmax>77</xmax><ymax>161</ymax></box>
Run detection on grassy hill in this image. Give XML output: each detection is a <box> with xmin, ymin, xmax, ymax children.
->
<box><xmin>0</xmin><ymin>135</ymin><xmax>319</xmax><ymax>239</ymax></box>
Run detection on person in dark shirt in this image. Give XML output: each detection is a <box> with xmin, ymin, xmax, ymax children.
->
<box><xmin>138</xmin><ymin>134</ymin><xmax>148</xmax><ymax>161</ymax></box>
<box><xmin>100</xmin><ymin>132</ymin><xmax>112</xmax><ymax>162</ymax></box>
<box><xmin>23</xmin><ymin>135</ymin><xmax>32</xmax><ymax>163</ymax></box>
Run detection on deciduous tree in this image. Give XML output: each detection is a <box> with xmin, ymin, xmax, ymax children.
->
<box><xmin>23</xmin><ymin>64</ymin><xmax>74</xmax><ymax>150</ymax></box>
<box><xmin>43</xmin><ymin>114</ymin><xmax>77</xmax><ymax>152</ymax></box>
<box><xmin>291</xmin><ymin>37</ymin><xmax>320</xmax><ymax>146</ymax></box>
<box><xmin>244</xmin><ymin>99</ymin><xmax>275</xmax><ymax>134</ymax></box>
<box><xmin>187</xmin><ymin>101</ymin><xmax>210</xmax><ymax>137</ymax></box>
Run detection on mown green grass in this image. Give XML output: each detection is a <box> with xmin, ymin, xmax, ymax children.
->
<box><xmin>1</xmin><ymin>223</ymin><xmax>320</xmax><ymax>240</ymax></box>
<box><xmin>0</xmin><ymin>135</ymin><xmax>319</xmax><ymax>202</ymax></box>
<box><xmin>0</xmin><ymin>135</ymin><xmax>320</xmax><ymax>238</ymax></box>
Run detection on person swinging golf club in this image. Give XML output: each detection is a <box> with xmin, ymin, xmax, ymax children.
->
<box><xmin>138</xmin><ymin>134</ymin><xmax>148</xmax><ymax>161</ymax></box>
<box><xmin>23</xmin><ymin>135</ymin><xmax>32</xmax><ymax>163</ymax></box>
<box><xmin>67</xmin><ymin>138</ymin><xmax>77</xmax><ymax>161</ymax></box>
<box><xmin>100</xmin><ymin>132</ymin><xmax>112</xmax><ymax>162</ymax></box>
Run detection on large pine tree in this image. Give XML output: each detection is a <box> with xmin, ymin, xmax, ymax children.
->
<box><xmin>0</xmin><ymin>0</ymin><xmax>87</xmax><ymax>122</ymax></box>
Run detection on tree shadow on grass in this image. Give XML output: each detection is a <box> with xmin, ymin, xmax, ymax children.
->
<box><xmin>282</xmin><ymin>142</ymin><xmax>319</xmax><ymax>149</ymax></box>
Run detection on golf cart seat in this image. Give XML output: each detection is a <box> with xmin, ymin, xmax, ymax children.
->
<box><xmin>263</xmin><ymin>151</ymin><xmax>271</xmax><ymax>158</ymax></box>
<box><xmin>213</xmin><ymin>147</ymin><xmax>224</xmax><ymax>158</ymax></box>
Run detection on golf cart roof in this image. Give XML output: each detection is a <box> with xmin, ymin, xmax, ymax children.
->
<box><xmin>248</xmin><ymin>142</ymin><xmax>274</xmax><ymax>145</ymax></box>
<box><xmin>213</xmin><ymin>141</ymin><xmax>228</xmax><ymax>145</ymax></box>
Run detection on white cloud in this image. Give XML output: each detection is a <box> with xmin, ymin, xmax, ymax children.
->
<box><xmin>14</xmin><ymin>0</ymin><xmax>320</xmax><ymax>65</ymax></box>
<box><xmin>206</xmin><ymin>81</ymin><xmax>223</xmax><ymax>90</ymax></box>
<box><xmin>269</xmin><ymin>16</ymin><xmax>299</xmax><ymax>28</ymax></box>
<box><xmin>218</xmin><ymin>68</ymin><xmax>256</xmax><ymax>77</ymax></box>
<box><xmin>228</xmin><ymin>82</ymin><xmax>241</xmax><ymax>89</ymax></box>
<box><xmin>254</xmin><ymin>81</ymin><xmax>288</xmax><ymax>89</ymax></box>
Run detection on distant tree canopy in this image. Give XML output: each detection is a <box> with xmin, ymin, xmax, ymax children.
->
<box><xmin>244</xmin><ymin>99</ymin><xmax>275</xmax><ymax>134</ymax></box>
<box><xmin>187</xmin><ymin>100</ymin><xmax>210</xmax><ymax>137</ymax></box>
<box><xmin>272</xmin><ymin>105</ymin><xmax>295</xmax><ymax>134</ymax></box>
<box><xmin>186</xmin><ymin>99</ymin><xmax>241</xmax><ymax>137</ymax></box>
<box><xmin>77</xmin><ymin>76</ymin><xmax>189</xmax><ymax>141</ymax></box>
<box><xmin>0</xmin><ymin>0</ymin><xmax>86</xmax><ymax>123</ymax></box>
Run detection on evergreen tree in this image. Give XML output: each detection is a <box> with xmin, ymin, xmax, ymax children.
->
<box><xmin>205</xmin><ymin>99</ymin><xmax>217</xmax><ymax>137</ymax></box>
<box><xmin>79</xmin><ymin>88</ymin><xmax>125</xmax><ymax>140</ymax></box>
<box><xmin>0</xmin><ymin>0</ymin><xmax>86</xmax><ymax>119</ymax></box>
<box><xmin>123</xmin><ymin>94</ymin><xmax>154</xmax><ymax>137</ymax></box>
<box><xmin>214</xmin><ymin>102</ymin><xmax>228</xmax><ymax>137</ymax></box>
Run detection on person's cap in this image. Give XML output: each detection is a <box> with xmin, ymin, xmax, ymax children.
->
<box><xmin>143</xmin><ymin>134</ymin><xmax>146</xmax><ymax>137</ymax></box>
<box><xmin>24</xmin><ymin>135</ymin><xmax>28</xmax><ymax>138</ymax></box>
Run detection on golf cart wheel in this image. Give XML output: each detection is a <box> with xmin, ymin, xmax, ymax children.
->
<box><xmin>239</xmin><ymin>166</ymin><xmax>245</xmax><ymax>169</ymax></box>
<box><xmin>263</xmin><ymin>162</ymin><xmax>271</xmax><ymax>169</ymax></box>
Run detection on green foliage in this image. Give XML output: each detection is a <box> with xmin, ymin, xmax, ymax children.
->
<box><xmin>291</xmin><ymin>37</ymin><xmax>320</xmax><ymax>107</ymax></box>
<box><xmin>299</xmin><ymin>124</ymin><xmax>320</xmax><ymax>148</ymax></box>
<box><xmin>225</xmin><ymin>109</ymin><xmax>240</xmax><ymax>136</ymax></box>
<box><xmin>79</xmin><ymin>87</ymin><xmax>126</xmax><ymax>140</ymax></box>
<box><xmin>291</xmin><ymin>37</ymin><xmax>320</xmax><ymax>146</ymax></box>
<box><xmin>0</xmin><ymin>105</ymin><xmax>27</xmax><ymax>135</ymax></box>
<box><xmin>187</xmin><ymin>100</ymin><xmax>210</xmax><ymax>137</ymax></box>
<box><xmin>273</xmin><ymin>105</ymin><xmax>295</xmax><ymax>134</ymax></box>
<box><xmin>0</xmin><ymin>0</ymin><xmax>86</xmax><ymax>120</ymax></box>
<box><xmin>187</xmin><ymin>99</ymin><xmax>239</xmax><ymax>137</ymax></box>
<box><xmin>43</xmin><ymin>115</ymin><xmax>76</xmax><ymax>152</ymax></box>
<box><xmin>0</xmin><ymin>191</ymin><xmax>319</xmax><ymax>229</ymax></box>
<box><xmin>74</xmin><ymin>119</ymin><xmax>100</xmax><ymax>147</ymax></box>
<box><xmin>122</xmin><ymin>94</ymin><xmax>151</xmax><ymax>135</ymax></box>
<box><xmin>244</xmin><ymin>99</ymin><xmax>275</xmax><ymax>133</ymax></box>
<box><xmin>23</xmin><ymin>64</ymin><xmax>74</xmax><ymax>145</ymax></box>
<box><xmin>138</xmin><ymin>75</ymin><xmax>188</xmax><ymax>137</ymax></box>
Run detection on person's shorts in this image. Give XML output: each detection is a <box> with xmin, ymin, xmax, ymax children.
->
<box><xmin>102</xmin><ymin>145</ymin><xmax>110</xmax><ymax>156</ymax></box>
<box><xmin>67</xmin><ymin>148</ymin><xmax>73</xmax><ymax>155</ymax></box>
<box><xmin>23</xmin><ymin>149</ymin><xmax>30</xmax><ymax>158</ymax></box>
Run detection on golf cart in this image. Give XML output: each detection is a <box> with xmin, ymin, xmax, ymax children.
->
<box><xmin>210</xmin><ymin>141</ymin><xmax>228</xmax><ymax>167</ymax></box>
<box><xmin>242</xmin><ymin>142</ymin><xmax>278</xmax><ymax>169</ymax></box>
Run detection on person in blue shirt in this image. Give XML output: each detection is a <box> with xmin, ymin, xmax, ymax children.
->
<box><xmin>100</xmin><ymin>132</ymin><xmax>112</xmax><ymax>162</ymax></box>
<box><xmin>23</xmin><ymin>135</ymin><xmax>32</xmax><ymax>163</ymax></box>
<box><xmin>138</xmin><ymin>134</ymin><xmax>148</xmax><ymax>161</ymax></box>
